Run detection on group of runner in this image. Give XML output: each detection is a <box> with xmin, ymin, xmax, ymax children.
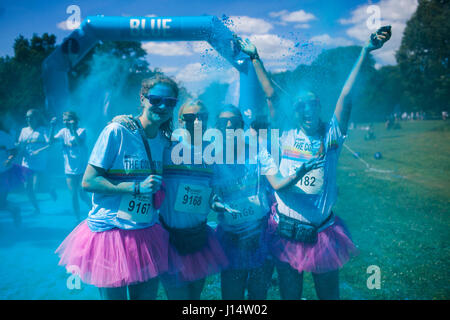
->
<box><xmin>0</xmin><ymin>108</ymin><xmax>90</xmax><ymax>224</ymax></box>
<box><xmin>1</xmin><ymin>25</ymin><xmax>391</xmax><ymax>300</ymax></box>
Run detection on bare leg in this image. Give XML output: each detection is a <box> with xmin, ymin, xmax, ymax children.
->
<box><xmin>66</xmin><ymin>175</ymin><xmax>80</xmax><ymax>221</ymax></box>
<box><xmin>247</xmin><ymin>261</ymin><xmax>273</xmax><ymax>300</ymax></box>
<box><xmin>98</xmin><ymin>286</ymin><xmax>128</xmax><ymax>300</ymax></box>
<box><xmin>188</xmin><ymin>278</ymin><xmax>206</xmax><ymax>300</ymax></box>
<box><xmin>164</xmin><ymin>278</ymin><xmax>205</xmax><ymax>300</ymax></box>
<box><xmin>221</xmin><ymin>269</ymin><xmax>247</xmax><ymax>300</ymax></box>
<box><xmin>312</xmin><ymin>269</ymin><xmax>340</xmax><ymax>300</ymax></box>
<box><xmin>276</xmin><ymin>261</ymin><xmax>303</xmax><ymax>300</ymax></box>
<box><xmin>26</xmin><ymin>172</ymin><xmax>40</xmax><ymax>214</ymax></box>
<box><xmin>128</xmin><ymin>277</ymin><xmax>159</xmax><ymax>300</ymax></box>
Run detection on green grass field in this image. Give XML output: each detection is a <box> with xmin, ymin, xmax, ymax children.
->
<box><xmin>201</xmin><ymin>120</ymin><xmax>450</xmax><ymax>300</ymax></box>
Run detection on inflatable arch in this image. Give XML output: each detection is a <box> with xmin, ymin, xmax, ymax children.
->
<box><xmin>42</xmin><ymin>15</ymin><xmax>266</xmax><ymax>125</ymax></box>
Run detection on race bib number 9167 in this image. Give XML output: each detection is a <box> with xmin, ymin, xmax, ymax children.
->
<box><xmin>117</xmin><ymin>193</ymin><xmax>154</xmax><ymax>224</ymax></box>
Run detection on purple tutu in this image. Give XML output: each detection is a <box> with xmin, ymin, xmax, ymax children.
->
<box><xmin>162</xmin><ymin>225</ymin><xmax>229</xmax><ymax>286</ymax></box>
<box><xmin>268</xmin><ymin>206</ymin><xmax>358</xmax><ymax>274</ymax></box>
<box><xmin>215</xmin><ymin>221</ymin><xmax>271</xmax><ymax>270</ymax></box>
<box><xmin>0</xmin><ymin>165</ymin><xmax>28</xmax><ymax>193</ymax></box>
<box><xmin>55</xmin><ymin>220</ymin><xmax>169</xmax><ymax>288</ymax></box>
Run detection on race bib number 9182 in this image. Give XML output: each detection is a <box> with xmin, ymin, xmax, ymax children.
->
<box><xmin>117</xmin><ymin>193</ymin><xmax>154</xmax><ymax>224</ymax></box>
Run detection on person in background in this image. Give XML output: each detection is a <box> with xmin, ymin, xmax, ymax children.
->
<box><xmin>0</xmin><ymin>115</ymin><xmax>22</xmax><ymax>227</ymax></box>
<box><xmin>16</xmin><ymin>109</ymin><xmax>57</xmax><ymax>214</ymax></box>
<box><xmin>49</xmin><ymin>111</ymin><xmax>91</xmax><ymax>222</ymax></box>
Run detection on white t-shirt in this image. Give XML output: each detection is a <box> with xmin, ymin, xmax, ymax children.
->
<box><xmin>54</xmin><ymin>127</ymin><xmax>88</xmax><ymax>175</ymax></box>
<box><xmin>0</xmin><ymin>130</ymin><xmax>15</xmax><ymax>173</ymax></box>
<box><xmin>86</xmin><ymin>122</ymin><xmax>167</xmax><ymax>232</ymax></box>
<box><xmin>274</xmin><ymin>115</ymin><xmax>345</xmax><ymax>229</ymax></box>
<box><xmin>18</xmin><ymin>126</ymin><xmax>49</xmax><ymax>172</ymax></box>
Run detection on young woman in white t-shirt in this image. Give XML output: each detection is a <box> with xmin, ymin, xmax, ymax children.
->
<box><xmin>56</xmin><ymin>75</ymin><xmax>179</xmax><ymax>300</ymax></box>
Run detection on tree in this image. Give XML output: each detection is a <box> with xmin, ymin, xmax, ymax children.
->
<box><xmin>0</xmin><ymin>33</ymin><xmax>56</xmax><ymax>123</ymax></box>
<box><xmin>396</xmin><ymin>0</ymin><xmax>450</xmax><ymax>114</ymax></box>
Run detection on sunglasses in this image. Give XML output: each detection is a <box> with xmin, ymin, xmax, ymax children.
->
<box><xmin>294</xmin><ymin>99</ymin><xmax>319</xmax><ymax>111</ymax></box>
<box><xmin>146</xmin><ymin>94</ymin><xmax>178</xmax><ymax>108</ymax></box>
<box><xmin>181</xmin><ymin>113</ymin><xmax>209</xmax><ymax>123</ymax></box>
<box><xmin>216</xmin><ymin>116</ymin><xmax>243</xmax><ymax>129</ymax></box>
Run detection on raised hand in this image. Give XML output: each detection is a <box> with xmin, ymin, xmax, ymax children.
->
<box><xmin>295</xmin><ymin>157</ymin><xmax>325</xmax><ymax>179</ymax></box>
<box><xmin>238</xmin><ymin>38</ymin><xmax>259</xmax><ymax>59</ymax></box>
<box><xmin>366</xmin><ymin>25</ymin><xmax>392</xmax><ymax>51</ymax></box>
<box><xmin>140</xmin><ymin>174</ymin><xmax>162</xmax><ymax>194</ymax></box>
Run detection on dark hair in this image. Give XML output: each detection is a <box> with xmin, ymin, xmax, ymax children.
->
<box><xmin>63</xmin><ymin>111</ymin><xmax>79</xmax><ymax>123</ymax></box>
<box><xmin>26</xmin><ymin>108</ymin><xmax>46</xmax><ymax>128</ymax></box>
<box><xmin>140</xmin><ymin>75</ymin><xmax>179</xmax><ymax>140</ymax></box>
<box><xmin>217</xmin><ymin>104</ymin><xmax>243</xmax><ymax>121</ymax></box>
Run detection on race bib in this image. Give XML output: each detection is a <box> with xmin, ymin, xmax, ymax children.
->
<box><xmin>223</xmin><ymin>195</ymin><xmax>266</xmax><ymax>226</ymax></box>
<box><xmin>174</xmin><ymin>183</ymin><xmax>212</xmax><ymax>214</ymax></box>
<box><xmin>117</xmin><ymin>193</ymin><xmax>154</xmax><ymax>224</ymax></box>
<box><xmin>291</xmin><ymin>167</ymin><xmax>324</xmax><ymax>195</ymax></box>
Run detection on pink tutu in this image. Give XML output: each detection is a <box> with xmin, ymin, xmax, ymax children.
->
<box><xmin>268</xmin><ymin>207</ymin><xmax>358</xmax><ymax>274</ymax></box>
<box><xmin>55</xmin><ymin>220</ymin><xmax>169</xmax><ymax>288</ymax></box>
<box><xmin>163</xmin><ymin>226</ymin><xmax>229</xmax><ymax>286</ymax></box>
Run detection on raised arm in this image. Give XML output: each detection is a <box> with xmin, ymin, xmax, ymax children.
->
<box><xmin>238</xmin><ymin>38</ymin><xmax>277</xmax><ymax>119</ymax></box>
<box><xmin>335</xmin><ymin>26</ymin><xmax>392</xmax><ymax>134</ymax></box>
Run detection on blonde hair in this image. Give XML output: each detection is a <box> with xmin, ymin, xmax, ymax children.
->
<box><xmin>178</xmin><ymin>100</ymin><xmax>208</xmax><ymax>121</ymax></box>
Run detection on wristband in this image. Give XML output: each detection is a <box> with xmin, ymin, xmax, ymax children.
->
<box><xmin>134</xmin><ymin>181</ymin><xmax>140</xmax><ymax>195</ymax></box>
<box><xmin>249</xmin><ymin>51</ymin><xmax>260</xmax><ymax>60</ymax></box>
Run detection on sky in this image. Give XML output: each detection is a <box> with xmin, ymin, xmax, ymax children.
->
<box><xmin>0</xmin><ymin>0</ymin><xmax>418</xmax><ymax>94</ymax></box>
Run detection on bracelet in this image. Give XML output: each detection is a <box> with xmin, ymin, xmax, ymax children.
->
<box><xmin>249</xmin><ymin>51</ymin><xmax>260</xmax><ymax>60</ymax></box>
<box><xmin>134</xmin><ymin>181</ymin><xmax>140</xmax><ymax>195</ymax></box>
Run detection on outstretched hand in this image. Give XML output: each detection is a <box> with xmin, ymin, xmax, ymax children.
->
<box><xmin>295</xmin><ymin>156</ymin><xmax>325</xmax><ymax>179</ymax></box>
<box><xmin>237</xmin><ymin>38</ymin><xmax>259</xmax><ymax>59</ymax></box>
<box><xmin>366</xmin><ymin>25</ymin><xmax>392</xmax><ymax>51</ymax></box>
<box><xmin>210</xmin><ymin>194</ymin><xmax>241</xmax><ymax>214</ymax></box>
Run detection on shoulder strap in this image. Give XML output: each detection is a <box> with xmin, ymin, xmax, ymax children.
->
<box><xmin>132</xmin><ymin>118</ymin><xmax>156</xmax><ymax>174</ymax></box>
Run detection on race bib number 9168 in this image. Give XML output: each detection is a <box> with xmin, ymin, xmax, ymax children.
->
<box><xmin>174</xmin><ymin>183</ymin><xmax>212</xmax><ymax>214</ymax></box>
<box><xmin>117</xmin><ymin>193</ymin><xmax>154</xmax><ymax>224</ymax></box>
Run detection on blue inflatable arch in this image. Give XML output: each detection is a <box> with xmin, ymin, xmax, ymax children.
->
<box><xmin>42</xmin><ymin>15</ymin><xmax>265</xmax><ymax>124</ymax></box>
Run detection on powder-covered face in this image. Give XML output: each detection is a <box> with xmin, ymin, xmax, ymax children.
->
<box><xmin>300</xmin><ymin>100</ymin><xmax>321</xmax><ymax>133</ymax></box>
<box><xmin>142</xmin><ymin>83</ymin><xmax>176</xmax><ymax>125</ymax></box>
<box><xmin>63</xmin><ymin>115</ymin><xmax>77</xmax><ymax>129</ymax></box>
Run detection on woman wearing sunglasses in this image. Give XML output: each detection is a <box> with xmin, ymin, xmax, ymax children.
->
<box><xmin>56</xmin><ymin>75</ymin><xmax>178</xmax><ymax>300</ymax></box>
<box><xmin>158</xmin><ymin>100</ymin><xmax>228</xmax><ymax>300</ymax></box>
<box><xmin>211</xmin><ymin>104</ymin><xmax>276</xmax><ymax>300</ymax></box>
<box><xmin>238</xmin><ymin>26</ymin><xmax>391</xmax><ymax>299</ymax></box>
